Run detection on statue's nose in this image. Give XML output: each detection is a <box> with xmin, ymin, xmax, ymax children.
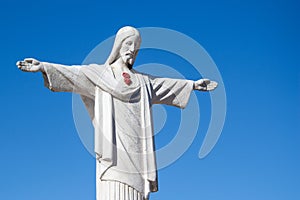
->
<box><xmin>129</xmin><ymin>44</ymin><xmax>135</xmax><ymax>52</ymax></box>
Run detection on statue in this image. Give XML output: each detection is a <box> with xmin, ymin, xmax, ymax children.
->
<box><xmin>17</xmin><ymin>26</ymin><xmax>217</xmax><ymax>200</ymax></box>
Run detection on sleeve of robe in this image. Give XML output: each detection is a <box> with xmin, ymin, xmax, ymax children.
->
<box><xmin>41</xmin><ymin>62</ymin><xmax>95</xmax><ymax>99</ymax></box>
<box><xmin>150</xmin><ymin>76</ymin><xmax>194</xmax><ymax>109</ymax></box>
<box><xmin>41</xmin><ymin>62</ymin><xmax>96</xmax><ymax>120</ymax></box>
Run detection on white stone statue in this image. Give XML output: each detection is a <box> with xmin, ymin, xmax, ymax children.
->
<box><xmin>17</xmin><ymin>26</ymin><xmax>217</xmax><ymax>200</ymax></box>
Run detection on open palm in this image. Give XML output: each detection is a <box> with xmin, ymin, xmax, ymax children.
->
<box><xmin>16</xmin><ymin>58</ymin><xmax>42</xmax><ymax>72</ymax></box>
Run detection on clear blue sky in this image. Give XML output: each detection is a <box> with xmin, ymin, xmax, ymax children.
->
<box><xmin>0</xmin><ymin>0</ymin><xmax>299</xmax><ymax>199</ymax></box>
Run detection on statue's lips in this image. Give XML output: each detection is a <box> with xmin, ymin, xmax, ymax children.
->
<box><xmin>125</xmin><ymin>53</ymin><xmax>133</xmax><ymax>58</ymax></box>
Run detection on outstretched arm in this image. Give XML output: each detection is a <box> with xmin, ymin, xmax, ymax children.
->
<box><xmin>150</xmin><ymin>76</ymin><xmax>194</xmax><ymax>108</ymax></box>
<box><xmin>150</xmin><ymin>76</ymin><xmax>218</xmax><ymax>108</ymax></box>
<box><xmin>16</xmin><ymin>58</ymin><xmax>95</xmax><ymax>98</ymax></box>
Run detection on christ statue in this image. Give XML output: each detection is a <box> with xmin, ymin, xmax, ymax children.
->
<box><xmin>17</xmin><ymin>26</ymin><xmax>217</xmax><ymax>200</ymax></box>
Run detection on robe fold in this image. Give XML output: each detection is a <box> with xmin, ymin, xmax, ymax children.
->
<box><xmin>41</xmin><ymin>62</ymin><xmax>194</xmax><ymax>198</ymax></box>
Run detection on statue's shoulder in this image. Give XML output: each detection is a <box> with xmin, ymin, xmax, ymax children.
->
<box><xmin>80</xmin><ymin>63</ymin><xmax>106</xmax><ymax>72</ymax></box>
<box><xmin>86</xmin><ymin>63</ymin><xmax>105</xmax><ymax>68</ymax></box>
<box><xmin>77</xmin><ymin>64</ymin><xmax>107</xmax><ymax>78</ymax></box>
<box><xmin>132</xmin><ymin>69</ymin><xmax>158</xmax><ymax>85</ymax></box>
<box><xmin>132</xmin><ymin>69</ymin><xmax>150</xmax><ymax>77</ymax></box>
<box><xmin>132</xmin><ymin>69</ymin><xmax>158</xmax><ymax>81</ymax></box>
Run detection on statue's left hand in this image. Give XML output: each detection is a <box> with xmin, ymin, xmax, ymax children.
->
<box><xmin>194</xmin><ymin>78</ymin><xmax>218</xmax><ymax>91</ymax></box>
<box><xmin>16</xmin><ymin>58</ymin><xmax>43</xmax><ymax>72</ymax></box>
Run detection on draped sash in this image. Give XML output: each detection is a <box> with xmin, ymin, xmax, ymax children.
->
<box><xmin>80</xmin><ymin>64</ymin><xmax>157</xmax><ymax>198</ymax></box>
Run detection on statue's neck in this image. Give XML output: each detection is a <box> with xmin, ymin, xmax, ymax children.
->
<box><xmin>110</xmin><ymin>58</ymin><xmax>132</xmax><ymax>79</ymax></box>
<box><xmin>111</xmin><ymin>58</ymin><xmax>129</xmax><ymax>70</ymax></box>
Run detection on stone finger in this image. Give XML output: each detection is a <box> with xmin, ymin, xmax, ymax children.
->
<box><xmin>24</xmin><ymin>58</ymin><xmax>33</xmax><ymax>63</ymax></box>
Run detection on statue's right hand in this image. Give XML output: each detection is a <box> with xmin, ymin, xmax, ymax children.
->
<box><xmin>16</xmin><ymin>58</ymin><xmax>43</xmax><ymax>72</ymax></box>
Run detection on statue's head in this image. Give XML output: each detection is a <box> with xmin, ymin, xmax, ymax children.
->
<box><xmin>106</xmin><ymin>26</ymin><xmax>141</xmax><ymax>69</ymax></box>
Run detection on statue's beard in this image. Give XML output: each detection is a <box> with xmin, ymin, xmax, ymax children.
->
<box><xmin>127</xmin><ymin>63</ymin><xmax>133</xmax><ymax>70</ymax></box>
<box><xmin>119</xmin><ymin>54</ymin><xmax>135</xmax><ymax>69</ymax></box>
<box><xmin>127</xmin><ymin>58</ymin><xmax>134</xmax><ymax>69</ymax></box>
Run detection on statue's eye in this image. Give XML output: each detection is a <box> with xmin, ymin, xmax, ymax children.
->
<box><xmin>126</xmin><ymin>41</ymin><xmax>133</xmax><ymax>46</ymax></box>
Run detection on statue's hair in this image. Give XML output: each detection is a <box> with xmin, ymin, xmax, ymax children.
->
<box><xmin>105</xmin><ymin>26</ymin><xmax>141</xmax><ymax>67</ymax></box>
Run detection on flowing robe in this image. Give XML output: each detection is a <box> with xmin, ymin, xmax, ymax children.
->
<box><xmin>41</xmin><ymin>62</ymin><xmax>194</xmax><ymax>198</ymax></box>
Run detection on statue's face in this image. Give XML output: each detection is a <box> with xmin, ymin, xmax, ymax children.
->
<box><xmin>119</xmin><ymin>35</ymin><xmax>140</xmax><ymax>67</ymax></box>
